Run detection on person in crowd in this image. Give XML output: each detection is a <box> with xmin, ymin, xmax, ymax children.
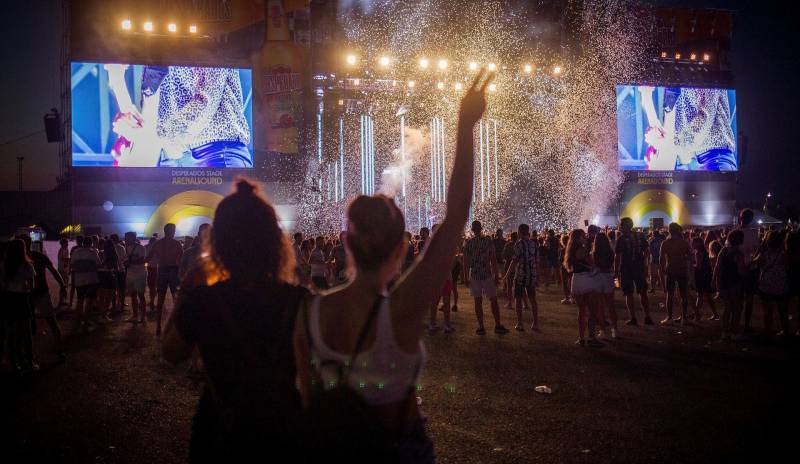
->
<box><xmin>309</xmin><ymin>236</ymin><xmax>329</xmax><ymax>290</ymax></box>
<box><xmin>2</xmin><ymin>239</ymin><xmax>37</xmax><ymax>371</ymax></box>
<box><xmin>124</xmin><ymin>232</ymin><xmax>148</xmax><ymax>324</ymax></box>
<box><xmin>660</xmin><ymin>223</ymin><xmax>693</xmax><ymax>325</ymax></box>
<box><xmin>648</xmin><ymin>229</ymin><xmax>664</xmax><ymax>293</ymax></box>
<box><xmin>714</xmin><ymin>229</ymin><xmax>746</xmax><ymax>341</ymax></box>
<box><xmin>163</xmin><ymin>179</ymin><xmax>306</xmax><ymax>462</ymax></box>
<box><xmin>145</xmin><ymin>234</ymin><xmax>159</xmax><ymax>311</ymax></box>
<box><xmin>615</xmin><ymin>218</ymin><xmax>653</xmax><ymax>325</ymax></box>
<box><xmin>502</xmin><ymin>231</ymin><xmax>517</xmax><ymax>308</ymax></box>
<box><xmin>503</xmin><ymin>224</ymin><xmax>539</xmax><ymax>332</ymax></box>
<box><xmin>147</xmin><ymin>223</ymin><xmax>184</xmax><ymax>336</ymax></box>
<box><xmin>738</xmin><ymin>209</ymin><xmax>761</xmax><ymax>335</ymax></box>
<box><xmin>179</xmin><ymin>224</ymin><xmax>211</xmax><ymax>282</ymax></box>
<box><xmin>417</xmin><ymin>227</ymin><xmax>430</xmax><ymax>256</ymax></box>
<box><xmin>97</xmin><ymin>240</ymin><xmax>119</xmax><ymax>321</ymax></box>
<box><xmin>544</xmin><ymin>229</ymin><xmax>560</xmax><ymax>288</ymax></box>
<box><xmin>593</xmin><ymin>232</ymin><xmax>618</xmax><ymax>339</ymax></box>
<box><xmin>57</xmin><ymin>238</ymin><xmax>70</xmax><ymax>306</ymax></box>
<box><xmin>692</xmin><ymin>237</ymin><xmax>719</xmax><ymax>320</ymax></box>
<box><xmin>449</xmin><ymin>244</ymin><xmax>462</xmax><ymax>312</ymax></box>
<box><xmin>72</xmin><ymin>235</ymin><xmax>101</xmax><ymax>329</ymax></box>
<box><xmin>110</xmin><ymin>234</ymin><xmax>127</xmax><ymax>311</ymax></box>
<box><xmin>565</xmin><ymin>229</ymin><xmax>602</xmax><ymax>347</ymax></box>
<box><xmin>559</xmin><ymin>234</ymin><xmax>573</xmax><ymax>304</ymax></box>
<box><xmin>293</xmin><ymin>71</ymin><xmax>493</xmax><ymax>463</ymax></box>
<box><xmin>464</xmin><ymin>220</ymin><xmax>509</xmax><ymax>335</ymax></box>
<box><xmin>331</xmin><ymin>231</ymin><xmax>349</xmax><ymax>285</ymax></box>
<box><xmin>428</xmin><ymin>225</ymin><xmax>455</xmax><ymax>334</ymax></box>
<box><xmin>753</xmin><ymin>230</ymin><xmax>790</xmax><ymax>336</ymax></box>
<box><xmin>18</xmin><ymin>235</ymin><xmax>66</xmax><ymax>360</ymax></box>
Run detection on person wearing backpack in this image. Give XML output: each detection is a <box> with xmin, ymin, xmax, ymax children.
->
<box><xmin>614</xmin><ymin>218</ymin><xmax>654</xmax><ymax>326</ymax></box>
<box><xmin>293</xmin><ymin>69</ymin><xmax>495</xmax><ymax>464</ymax></box>
<box><xmin>162</xmin><ymin>179</ymin><xmax>307</xmax><ymax>463</ymax></box>
<box><xmin>753</xmin><ymin>230</ymin><xmax>790</xmax><ymax>337</ymax></box>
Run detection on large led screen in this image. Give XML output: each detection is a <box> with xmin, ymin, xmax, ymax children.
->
<box><xmin>71</xmin><ymin>62</ymin><xmax>253</xmax><ymax>168</ymax></box>
<box><xmin>616</xmin><ymin>85</ymin><xmax>737</xmax><ymax>171</ymax></box>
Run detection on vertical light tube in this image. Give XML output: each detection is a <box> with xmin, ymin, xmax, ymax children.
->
<box><xmin>493</xmin><ymin>119</ymin><xmax>499</xmax><ymax>199</ymax></box>
<box><xmin>339</xmin><ymin>117</ymin><xmax>345</xmax><ymax>201</ymax></box>
<box><xmin>430</xmin><ymin>120</ymin><xmax>435</xmax><ymax>200</ymax></box>
<box><xmin>368</xmin><ymin>116</ymin><xmax>375</xmax><ymax>195</ymax></box>
<box><xmin>479</xmin><ymin>119</ymin><xmax>485</xmax><ymax>202</ymax></box>
<box><xmin>440</xmin><ymin>118</ymin><xmax>447</xmax><ymax>200</ymax></box>
<box><xmin>317</xmin><ymin>110</ymin><xmax>323</xmax><ymax>163</ymax></box>
<box><xmin>400</xmin><ymin>115</ymin><xmax>406</xmax><ymax>197</ymax></box>
<box><xmin>334</xmin><ymin>161</ymin><xmax>339</xmax><ymax>202</ymax></box>
<box><xmin>360</xmin><ymin>115</ymin><xmax>365</xmax><ymax>194</ymax></box>
<box><xmin>485</xmin><ymin>120</ymin><xmax>491</xmax><ymax>199</ymax></box>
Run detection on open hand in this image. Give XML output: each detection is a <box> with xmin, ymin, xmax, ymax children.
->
<box><xmin>458</xmin><ymin>68</ymin><xmax>495</xmax><ymax>129</ymax></box>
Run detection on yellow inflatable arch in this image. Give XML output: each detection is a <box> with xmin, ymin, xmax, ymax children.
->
<box><xmin>620</xmin><ymin>189</ymin><xmax>691</xmax><ymax>227</ymax></box>
<box><xmin>144</xmin><ymin>190</ymin><xmax>225</xmax><ymax>237</ymax></box>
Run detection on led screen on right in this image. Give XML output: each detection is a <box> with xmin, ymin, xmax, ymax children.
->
<box><xmin>616</xmin><ymin>85</ymin><xmax>737</xmax><ymax>171</ymax></box>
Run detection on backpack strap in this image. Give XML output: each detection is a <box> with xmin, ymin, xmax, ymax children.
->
<box><xmin>305</xmin><ymin>294</ymin><xmax>384</xmax><ymax>386</ymax></box>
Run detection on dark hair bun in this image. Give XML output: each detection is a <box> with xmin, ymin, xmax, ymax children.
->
<box><xmin>235</xmin><ymin>178</ymin><xmax>256</xmax><ymax>195</ymax></box>
<box><xmin>346</xmin><ymin>195</ymin><xmax>406</xmax><ymax>271</ymax></box>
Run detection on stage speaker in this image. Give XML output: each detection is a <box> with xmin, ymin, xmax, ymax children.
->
<box><xmin>650</xmin><ymin>218</ymin><xmax>665</xmax><ymax>230</ymax></box>
<box><xmin>43</xmin><ymin>110</ymin><xmax>63</xmax><ymax>142</ymax></box>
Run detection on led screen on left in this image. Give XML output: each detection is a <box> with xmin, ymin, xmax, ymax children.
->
<box><xmin>71</xmin><ymin>62</ymin><xmax>253</xmax><ymax>168</ymax></box>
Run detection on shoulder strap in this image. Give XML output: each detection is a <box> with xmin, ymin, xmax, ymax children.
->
<box><xmin>305</xmin><ymin>294</ymin><xmax>384</xmax><ymax>384</ymax></box>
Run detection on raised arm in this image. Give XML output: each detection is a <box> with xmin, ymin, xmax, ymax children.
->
<box><xmin>392</xmin><ymin>70</ymin><xmax>494</xmax><ymax>325</ymax></box>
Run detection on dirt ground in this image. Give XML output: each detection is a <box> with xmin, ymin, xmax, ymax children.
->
<box><xmin>2</xmin><ymin>279</ymin><xmax>799</xmax><ymax>463</ymax></box>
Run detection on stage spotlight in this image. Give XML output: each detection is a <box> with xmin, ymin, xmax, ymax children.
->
<box><xmin>660</xmin><ymin>51</ymin><xmax>668</xmax><ymax>59</ymax></box>
<box><xmin>407</xmin><ymin>80</ymin><xmax>415</xmax><ymax>88</ymax></box>
<box><xmin>523</xmin><ymin>64</ymin><xmax>532</xmax><ymax>73</ymax></box>
<box><xmin>168</xmin><ymin>23</ymin><xmax>177</xmax><ymax>33</ymax></box>
<box><xmin>690</xmin><ymin>52</ymin><xmax>697</xmax><ymax>61</ymax></box>
<box><xmin>436</xmin><ymin>81</ymin><xmax>444</xmax><ymax>90</ymax></box>
<box><xmin>419</xmin><ymin>58</ymin><xmax>430</xmax><ymax>69</ymax></box>
<box><xmin>469</xmin><ymin>61</ymin><xmax>478</xmax><ymax>71</ymax></box>
<box><xmin>702</xmin><ymin>53</ymin><xmax>710</xmax><ymax>61</ymax></box>
<box><xmin>143</xmin><ymin>21</ymin><xmax>154</xmax><ymax>32</ymax></box>
<box><xmin>189</xmin><ymin>24</ymin><xmax>198</xmax><ymax>34</ymax></box>
<box><xmin>438</xmin><ymin>59</ymin><xmax>448</xmax><ymax>70</ymax></box>
<box><xmin>121</xmin><ymin>19</ymin><xmax>132</xmax><ymax>30</ymax></box>
<box><xmin>675</xmin><ymin>53</ymin><xmax>682</xmax><ymax>60</ymax></box>
<box><xmin>488</xmin><ymin>83</ymin><xmax>497</xmax><ymax>92</ymax></box>
<box><xmin>352</xmin><ymin>78</ymin><xmax>360</xmax><ymax>86</ymax></box>
<box><xmin>338</xmin><ymin>99</ymin><xmax>344</xmax><ymax>106</ymax></box>
<box><xmin>454</xmin><ymin>82</ymin><xmax>463</xmax><ymax>91</ymax></box>
<box><xmin>379</xmin><ymin>56</ymin><xmax>391</xmax><ymax>67</ymax></box>
<box><xmin>346</xmin><ymin>54</ymin><xmax>358</xmax><ymax>65</ymax></box>
<box><xmin>552</xmin><ymin>65</ymin><xmax>562</xmax><ymax>75</ymax></box>
<box><xmin>487</xmin><ymin>62</ymin><xmax>497</xmax><ymax>71</ymax></box>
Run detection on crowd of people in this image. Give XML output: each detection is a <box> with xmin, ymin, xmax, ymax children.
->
<box><xmin>2</xmin><ymin>70</ymin><xmax>800</xmax><ymax>463</ymax></box>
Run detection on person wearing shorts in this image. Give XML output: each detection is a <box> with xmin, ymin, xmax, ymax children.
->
<box><xmin>503</xmin><ymin>224</ymin><xmax>539</xmax><ymax>332</ymax></box>
<box><xmin>124</xmin><ymin>232</ymin><xmax>148</xmax><ymax>324</ymax></box>
<box><xmin>463</xmin><ymin>221</ymin><xmax>509</xmax><ymax>335</ymax></box>
<box><xmin>71</xmin><ymin>236</ymin><xmax>101</xmax><ymax>328</ymax></box>
<box><xmin>614</xmin><ymin>218</ymin><xmax>653</xmax><ymax>326</ymax></box>
<box><xmin>147</xmin><ymin>223</ymin><xmax>184</xmax><ymax>336</ymax></box>
<box><xmin>660</xmin><ymin>223</ymin><xmax>692</xmax><ymax>325</ymax></box>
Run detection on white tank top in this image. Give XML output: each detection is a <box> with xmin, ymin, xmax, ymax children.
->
<box><xmin>308</xmin><ymin>295</ymin><xmax>426</xmax><ymax>406</ymax></box>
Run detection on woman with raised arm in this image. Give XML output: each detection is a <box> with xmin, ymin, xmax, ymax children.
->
<box><xmin>293</xmin><ymin>70</ymin><xmax>494</xmax><ymax>463</ymax></box>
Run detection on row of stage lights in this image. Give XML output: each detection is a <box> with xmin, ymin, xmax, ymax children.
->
<box><xmin>660</xmin><ymin>51</ymin><xmax>711</xmax><ymax>62</ymax></box>
<box><xmin>120</xmin><ymin>19</ymin><xmax>199</xmax><ymax>35</ymax></box>
<box><xmin>343</xmin><ymin>54</ymin><xmax>564</xmax><ymax>77</ymax></box>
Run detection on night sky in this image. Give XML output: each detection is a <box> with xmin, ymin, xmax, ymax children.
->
<box><xmin>1</xmin><ymin>1</ymin><xmax>798</xmax><ymax>209</ymax></box>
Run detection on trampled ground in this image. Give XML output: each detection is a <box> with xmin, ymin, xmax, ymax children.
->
<box><xmin>2</xmin><ymin>280</ymin><xmax>798</xmax><ymax>463</ymax></box>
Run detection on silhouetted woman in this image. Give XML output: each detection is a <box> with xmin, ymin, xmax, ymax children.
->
<box><xmin>293</xmin><ymin>70</ymin><xmax>494</xmax><ymax>463</ymax></box>
<box><xmin>162</xmin><ymin>179</ymin><xmax>305</xmax><ymax>463</ymax></box>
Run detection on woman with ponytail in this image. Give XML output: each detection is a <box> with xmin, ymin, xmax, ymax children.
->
<box><xmin>162</xmin><ymin>179</ymin><xmax>305</xmax><ymax>463</ymax></box>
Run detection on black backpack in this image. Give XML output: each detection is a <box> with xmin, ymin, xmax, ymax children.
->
<box><xmin>303</xmin><ymin>296</ymin><xmax>419</xmax><ymax>463</ymax></box>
